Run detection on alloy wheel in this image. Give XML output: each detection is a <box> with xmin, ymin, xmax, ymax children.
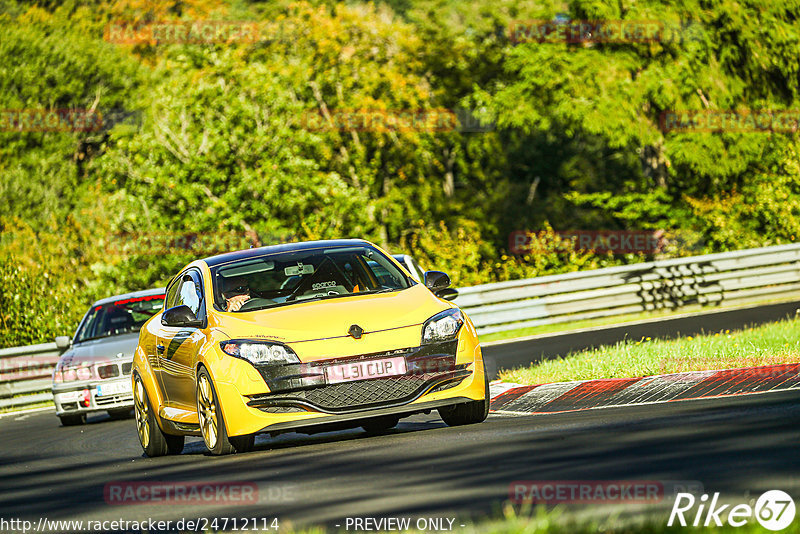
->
<box><xmin>197</xmin><ymin>374</ymin><xmax>218</xmax><ymax>449</ymax></box>
<box><xmin>134</xmin><ymin>378</ymin><xmax>149</xmax><ymax>448</ymax></box>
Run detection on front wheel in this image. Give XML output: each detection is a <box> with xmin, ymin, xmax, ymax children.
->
<box><xmin>197</xmin><ymin>368</ymin><xmax>255</xmax><ymax>455</ymax></box>
<box><xmin>134</xmin><ymin>374</ymin><xmax>184</xmax><ymax>457</ymax></box>
<box><xmin>438</xmin><ymin>368</ymin><xmax>490</xmax><ymax>427</ymax></box>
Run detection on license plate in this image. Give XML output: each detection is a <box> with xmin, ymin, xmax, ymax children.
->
<box><xmin>324</xmin><ymin>356</ymin><xmax>407</xmax><ymax>384</ymax></box>
<box><xmin>96</xmin><ymin>380</ymin><xmax>132</xmax><ymax>397</ymax></box>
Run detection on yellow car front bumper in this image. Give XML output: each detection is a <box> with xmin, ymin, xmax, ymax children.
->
<box><xmin>211</xmin><ymin>333</ymin><xmax>486</xmax><ymax>438</ymax></box>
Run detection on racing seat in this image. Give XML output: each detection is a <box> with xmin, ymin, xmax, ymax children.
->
<box><xmin>103</xmin><ymin>306</ymin><xmax>134</xmax><ymax>335</ymax></box>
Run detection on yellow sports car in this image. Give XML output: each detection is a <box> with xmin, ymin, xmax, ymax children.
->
<box><xmin>132</xmin><ymin>239</ymin><xmax>488</xmax><ymax>456</ymax></box>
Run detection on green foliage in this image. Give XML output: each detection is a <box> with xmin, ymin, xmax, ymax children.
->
<box><xmin>0</xmin><ymin>211</ymin><xmax>110</xmax><ymax>346</ymax></box>
<box><xmin>0</xmin><ymin>8</ymin><xmax>145</xmax><ymax>226</ymax></box>
<box><xmin>2</xmin><ymin>0</ymin><xmax>800</xmax><ymax>347</ymax></box>
<box><xmin>0</xmin><ymin>257</ymin><xmax>85</xmax><ymax>346</ymax></box>
<box><xmin>400</xmin><ymin>221</ymin><xmax>624</xmax><ymax>287</ymax></box>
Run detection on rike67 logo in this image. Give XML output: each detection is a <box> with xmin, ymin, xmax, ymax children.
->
<box><xmin>669</xmin><ymin>490</ymin><xmax>795</xmax><ymax>531</ymax></box>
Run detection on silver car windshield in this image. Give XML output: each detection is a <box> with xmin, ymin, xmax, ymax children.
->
<box><xmin>212</xmin><ymin>245</ymin><xmax>413</xmax><ymax>313</ymax></box>
<box><xmin>74</xmin><ymin>295</ymin><xmax>165</xmax><ymax>343</ymax></box>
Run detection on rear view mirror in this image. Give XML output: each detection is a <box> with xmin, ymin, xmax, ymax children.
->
<box><xmin>54</xmin><ymin>336</ymin><xmax>72</xmax><ymax>350</ymax></box>
<box><xmin>424</xmin><ymin>270</ymin><xmax>451</xmax><ymax>293</ymax></box>
<box><xmin>162</xmin><ymin>305</ymin><xmax>203</xmax><ymax>328</ymax></box>
<box><xmin>436</xmin><ymin>287</ymin><xmax>459</xmax><ymax>301</ymax></box>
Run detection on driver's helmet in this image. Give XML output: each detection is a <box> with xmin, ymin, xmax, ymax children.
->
<box><xmin>221</xmin><ymin>275</ymin><xmax>249</xmax><ymax>300</ymax></box>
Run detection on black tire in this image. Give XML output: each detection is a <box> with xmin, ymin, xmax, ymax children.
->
<box><xmin>197</xmin><ymin>368</ymin><xmax>255</xmax><ymax>455</ymax></box>
<box><xmin>438</xmin><ymin>368</ymin><xmax>490</xmax><ymax>427</ymax></box>
<box><xmin>107</xmin><ymin>408</ymin><xmax>134</xmax><ymax>420</ymax></box>
<box><xmin>134</xmin><ymin>374</ymin><xmax>184</xmax><ymax>457</ymax></box>
<box><xmin>59</xmin><ymin>414</ymin><xmax>86</xmax><ymax>426</ymax></box>
<box><xmin>361</xmin><ymin>415</ymin><xmax>400</xmax><ymax>434</ymax></box>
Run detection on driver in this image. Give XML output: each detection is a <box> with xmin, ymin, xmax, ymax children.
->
<box><xmin>221</xmin><ymin>276</ymin><xmax>250</xmax><ymax>312</ymax></box>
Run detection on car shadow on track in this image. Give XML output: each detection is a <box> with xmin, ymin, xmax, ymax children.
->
<box><xmin>3</xmin><ymin>392</ymin><xmax>800</xmax><ymax>526</ymax></box>
<box><xmin>180</xmin><ymin>418</ymin><xmax>447</xmax><ymax>456</ymax></box>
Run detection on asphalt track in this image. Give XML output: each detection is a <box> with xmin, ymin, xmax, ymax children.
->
<box><xmin>3</xmin><ymin>303</ymin><xmax>800</xmax><ymax>531</ymax></box>
<box><xmin>1</xmin><ymin>389</ymin><xmax>799</xmax><ymax>530</ymax></box>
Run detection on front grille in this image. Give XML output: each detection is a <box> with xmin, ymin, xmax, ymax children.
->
<box><xmin>302</xmin><ymin>374</ymin><xmax>427</xmax><ymax>410</ymax></box>
<box><xmin>95</xmin><ymin>393</ymin><xmax>133</xmax><ymax>406</ymax></box>
<box><xmin>246</xmin><ymin>341</ymin><xmax>469</xmax><ymax>414</ymax></box>
<box><xmin>122</xmin><ymin>363</ymin><xmax>132</xmax><ymax>375</ymax></box>
<box><xmin>252</xmin><ymin>375</ymin><xmax>425</xmax><ymax>412</ymax></box>
<box><xmin>257</xmin><ymin>406</ymin><xmax>307</xmax><ymax>413</ymax></box>
<box><xmin>250</xmin><ymin>368</ymin><xmax>470</xmax><ymax>413</ymax></box>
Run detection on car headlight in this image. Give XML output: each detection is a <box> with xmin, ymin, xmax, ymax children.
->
<box><xmin>220</xmin><ymin>340</ymin><xmax>300</xmax><ymax>365</ymax></box>
<box><xmin>55</xmin><ymin>364</ymin><xmax>92</xmax><ymax>382</ymax></box>
<box><xmin>422</xmin><ymin>309</ymin><xmax>464</xmax><ymax>344</ymax></box>
<box><xmin>76</xmin><ymin>366</ymin><xmax>93</xmax><ymax>380</ymax></box>
<box><xmin>64</xmin><ymin>369</ymin><xmax>79</xmax><ymax>381</ymax></box>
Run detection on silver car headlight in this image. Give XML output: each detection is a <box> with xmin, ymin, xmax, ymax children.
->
<box><xmin>220</xmin><ymin>340</ymin><xmax>300</xmax><ymax>365</ymax></box>
<box><xmin>422</xmin><ymin>309</ymin><xmax>464</xmax><ymax>344</ymax></box>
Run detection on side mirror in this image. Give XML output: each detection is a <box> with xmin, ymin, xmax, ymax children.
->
<box><xmin>162</xmin><ymin>305</ymin><xmax>203</xmax><ymax>328</ymax></box>
<box><xmin>437</xmin><ymin>287</ymin><xmax>459</xmax><ymax>301</ymax></box>
<box><xmin>54</xmin><ymin>336</ymin><xmax>72</xmax><ymax>350</ymax></box>
<box><xmin>424</xmin><ymin>270</ymin><xmax>451</xmax><ymax>293</ymax></box>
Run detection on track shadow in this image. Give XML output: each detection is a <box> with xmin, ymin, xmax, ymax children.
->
<box><xmin>1</xmin><ymin>391</ymin><xmax>798</xmax><ymax>528</ymax></box>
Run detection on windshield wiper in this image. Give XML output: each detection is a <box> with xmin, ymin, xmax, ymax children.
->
<box><xmin>357</xmin><ymin>288</ymin><xmax>398</xmax><ymax>295</ymax></box>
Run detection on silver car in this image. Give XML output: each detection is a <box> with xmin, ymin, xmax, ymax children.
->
<box><xmin>52</xmin><ymin>288</ymin><xmax>165</xmax><ymax>426</ymax></box>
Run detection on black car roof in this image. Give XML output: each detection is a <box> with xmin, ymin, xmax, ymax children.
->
<box><xmin>203</xmin><ymin>239</ymin><xmax>373</xmax><ymax>268</ymax></box>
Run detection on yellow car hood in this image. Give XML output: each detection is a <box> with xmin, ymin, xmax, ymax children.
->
<box><xmin>213</xmin><ymin>284</ymin><xmax>450</xmax><ymax>343</ymax></box>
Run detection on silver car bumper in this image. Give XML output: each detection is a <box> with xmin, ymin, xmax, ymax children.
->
<box><xmin>52</xmin><ymin>377</ymin><xmax>133</xmax><ymax>416</ymax></box>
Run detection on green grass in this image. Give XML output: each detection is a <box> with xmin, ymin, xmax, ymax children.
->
<box><xmin>499</xmin><ymin>317</ymin><xmax>800</xmax><ymax>386</ymax></box>
<box><xmin>0</xmin><ymin>400</ymin><xmax>51</xmax><ymax>415</ymax></box>
<box><xmin>478</xmin><ymin>296</ymin><xmax>799</xmax><ymax>344</ymax></box>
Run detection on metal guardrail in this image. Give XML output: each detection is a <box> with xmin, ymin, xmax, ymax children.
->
<box><xmin>454</xmin><ymin>243</ymin><xmax>800</xmax><ymax>335</ymax></box>
<box><xmin>0</xmin><ymin>342</ymin><xmax>62</xmax><ymax>411</ymax></box>
<box><xmin>3</xmin><ymin>243</ymin><xmax>800</xmax><ymax>411</ymax></box>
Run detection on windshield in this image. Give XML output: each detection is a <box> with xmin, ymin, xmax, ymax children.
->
<box><xmin>212</xmin><ymin>245</ymin><xmax>413</xmax><ymax>313</ymax></box>
<box><xmin>74</xmin><ymin>294</ymin><xmax>165</xmax><ymax>343</ymax></box>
